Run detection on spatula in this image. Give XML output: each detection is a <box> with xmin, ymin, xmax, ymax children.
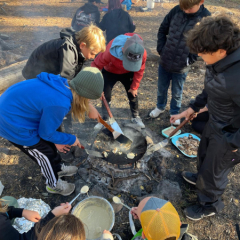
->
<box><xmin>146</xmin><ymin>113</ymin><xmax>195</xmax><ymax>155</ymax></box>
<box><xmin>98</xmin><ymin>115</ymin><xmax>132</xmax><ymax>146</ymax></box>
<box><xmin>102</xmin><ymin>95</ymin><xmax>123</xmax><ymax>134</ymax></box>
<box><xmin>80</xmin><ymin>145</ymin><xmax>103</xmax><ymax>158</ymax></box>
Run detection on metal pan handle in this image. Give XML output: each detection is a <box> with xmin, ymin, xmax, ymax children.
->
<box><xmin>112</xmin><ymin>233</ymin><xmax>122</xmax><ymax>240</ymax></box>
<box><xmin>129</xmin><ymin>211</ymin><xmax>137</xmax><ymax>236</ymax></box>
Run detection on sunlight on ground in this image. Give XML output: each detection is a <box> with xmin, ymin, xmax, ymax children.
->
<box><xmin>0</xmin><ymin>155</ymin><xmax>19</xmax><ymax>165</ymax></box>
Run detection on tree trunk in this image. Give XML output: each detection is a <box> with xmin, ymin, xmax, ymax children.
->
<box><xmin>0</xmin><ymin>60</ymin><xmax>27</xmax><ymax>94</ymax></box>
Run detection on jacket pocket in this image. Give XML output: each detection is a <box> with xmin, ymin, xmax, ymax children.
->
<box><xmin>222</xmin><ymin>149</ymin><xmax>240</xmax><ymax>168</ymax></box>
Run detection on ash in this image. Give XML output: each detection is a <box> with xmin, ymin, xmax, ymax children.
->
<box><xmin>73</xmin><ymin>123</ymin><xmax>182</xmax><ymax>202</ymax></box>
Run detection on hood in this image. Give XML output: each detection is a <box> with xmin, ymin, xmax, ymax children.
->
<box><xmin>60</xmin><ymin>27</ymin><xmax>75</xmax><ymax>39</ymax></box>
<box><xmin>110</xmin><ymin>34</ymin><xmax>131</xmax><ymax>60</ymax></box>
<box><xmin>37</xmin><ymin>72</ymin><xmax>73</xmax><ymax>101</ymax></box>
<box><xmin>81</xmin><ymin>3</ymin><xmax>99</xmax><ymax>14</ymax></box>
<box><xmin>60</xmin><ymin>27</ymin><xmax>82</xmax><ymax>57</ymax></box>
<box><xmin>213</xmin><ymin>47</ymin><xmax>240</xmax><ymax>73</ymax></box>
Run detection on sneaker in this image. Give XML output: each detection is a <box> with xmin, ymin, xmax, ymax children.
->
<box><xmin>184</xmin><ymin>204</ymin><xmax>216</xmax><ymax>221</ymax></box>
<box><xmin>182</xmin><ymin>171</ymin><xmax>197</xmax><ymax>185</ymax></box>
<box><xmin>46</xmin><ymin>179</ymin><xmax>75</xmax><ymax>196</ymax></box>
<box><xmin>149</xmin><ymin>107</ymin><xmax>165</xmax><ymax>118</ymax></box>
<box><xmin>58</xmin><ymin>164</ymin><xmax>78</xmax><ymax>177</ymax></box>
<box><xmin>59</xmin><ymin>151</ymin><xmax>74</xmax><ymax>163</ymax></box>
<box><xmin>131</xmin><ymin>116</ymin><xmax>145</xmax><ymax>128</ymax></box>
<box><xmin>182</xmin><ymin>233</ymin><xmax>198</xmax><ymax>240</ymax></box>
<box><xmin>170</xmin><ymin>115</ymin><xmax>180</xmax><ymax>125</ymax></box>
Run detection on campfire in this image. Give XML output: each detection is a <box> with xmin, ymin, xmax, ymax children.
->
<box><xmin>76</xmin><ymin>124</ymin><xmax>174</xmax><ymax>196</ymax></box>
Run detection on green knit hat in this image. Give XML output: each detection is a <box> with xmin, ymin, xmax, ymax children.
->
<box><xmin>69</xmin><ymin>67</ymin><xmax>104</xmax><ymax>99</ymax></box>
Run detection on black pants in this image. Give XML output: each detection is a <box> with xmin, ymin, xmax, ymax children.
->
<box><xmin>10</xmin><ymin>139</ymin><xmax>62</xmax><ymax>188</ymax></box>
<box><xmin>192</xmin><ymin>111</ymin><xmax>209</xmax><ymax>134</ymax></box>
<box><xmin>102</xmin><ymin>69</ymin><xmax>139</xmax><ymax>119</ymax></box>
<box><xmin>196</xmin><ymin>121</ymin><xmax>240</xmax><ymax>212</ymax></box>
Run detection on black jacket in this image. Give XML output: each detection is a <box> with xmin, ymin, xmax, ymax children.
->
<box><xmin>157</xmin><ymin>5</ymin><xmax>210</xmax><ymax>73</ymax></box>
<box><xmin>71</xmin><ymin>3</ymin><xmax>100</xmax><ymax>31</ymax></box>
<box><xmin>190</xmin><ymin>47</ymin><xmax>240</xmax><ymax>150</ymax></box>
<box><xmin>22</xmin><ymin>28</ymin><xmax>85</xmax><ymax>80</ymax></box>
<box><xmin>0</xmin><ymin>207</ymin><xmax>54</xmax><ymax>240</ymax></box>
<box><xmin>99</xmin><ymin>8</ymin><xmax>135</xmax><ymax>43</ymax></box>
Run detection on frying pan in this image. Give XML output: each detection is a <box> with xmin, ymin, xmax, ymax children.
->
<box><xmin>92</xmin><ymin>126</ymin><xmax>147</xmax><ymax>165</ymax></box>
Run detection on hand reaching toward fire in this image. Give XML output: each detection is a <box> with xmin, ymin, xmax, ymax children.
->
<box><xmin>55</xmin><ymin>144</ymin><xmax>71</xmax><ymax>153</ymax></box>
<box><xmin>88</xmin><ymin>103</ymin><xmax>100</xmax><ymax>120</ymax></box>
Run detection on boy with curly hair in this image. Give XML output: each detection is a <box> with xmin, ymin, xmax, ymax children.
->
<box><xmin>171</xmin><ymin>15</ymin><xmax>240</xmax><ymax>220</ymax></box>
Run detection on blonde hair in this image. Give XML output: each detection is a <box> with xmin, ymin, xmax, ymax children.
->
<box><xmin>75</xmin><ymin>24</ymin><xmax>106</xmax><ymax>53</ymax></box>
<box><xmin>37</xmin><ymin>214</ymin><xmax>85</xmax><ymax>240</ymax></box>
<box><xmin>71</xmin><ymin>89</ymin><xmax>89</xmax><ymax>123</ymax></box>
<box><xmin>0</xmin><ymin>199</ymin><xmax>8</xmax><ymax>213</ymax></box>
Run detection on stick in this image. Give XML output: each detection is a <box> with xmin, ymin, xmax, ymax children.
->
<box><xmin>1</xmin><ymin>6</ymin><xmax>7</xmax><ymax>15</ymax></box>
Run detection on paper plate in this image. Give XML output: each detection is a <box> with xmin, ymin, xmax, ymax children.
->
<box><xmin>171</xmin><ymin>133</ymin><xmax>200</xmax><ymax>158</ymax></box>
<box><xmin>162</xmin><ymin>126</ymin><xmax>181</xmax><ymax>139</ymax></box>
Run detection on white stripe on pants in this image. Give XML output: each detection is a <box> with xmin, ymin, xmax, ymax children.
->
<box><xmin>28</xmin><ymin>149</ymin><xmax>57</xmax><ymax>188</ymax></box>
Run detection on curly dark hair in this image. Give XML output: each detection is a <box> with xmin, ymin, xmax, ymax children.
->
<box><xmin>186</xmin><ymin>14</ymin><xmax>240</xmax><ymax>55</ymax></box>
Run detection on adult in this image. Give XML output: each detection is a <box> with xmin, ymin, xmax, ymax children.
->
<box><xmin>99</xmin><ymin>0</ymin><xmax>135</xmax><ymax>44</ymax></box>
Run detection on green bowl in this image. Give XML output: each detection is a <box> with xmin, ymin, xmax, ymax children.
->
<box><xmin>162</xmin><ymin>126</ymin><xmax>181</xmax><ymax>138</ymax></box>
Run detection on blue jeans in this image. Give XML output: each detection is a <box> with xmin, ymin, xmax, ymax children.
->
<box><xmin>157</xmin><ymin>64</ymin><xmax>188</xmax><ymax>115</ymax></box>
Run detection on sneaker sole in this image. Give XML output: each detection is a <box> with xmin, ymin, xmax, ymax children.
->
<box><xmin>186</xmin><ymin>212</ymin><xmax>215</xmax><ymax>221</ymax></box>
<box><xmin>58</xmin><ymin>172</ymin><xmax>77</xmax><ymax>177</ymax></box>
<box><xmin>182</xmin><ymin>175</ymin><xmax>196</xmax><ymax>185</ymax></box>
<box><xmin>46</xmin><ymin>185</ymin><xmax>75</xmax><ymax>196</ymax></box>
<box><xmin>149</xmin><ymin>112</ymin><xmax>164</xmax><ymax>119</ymax></box>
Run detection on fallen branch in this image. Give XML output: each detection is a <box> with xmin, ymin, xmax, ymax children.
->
<box><xmin>0</xmin><ymin>6</ymin><xmax>7</xmax><ymax>15</ymax></box>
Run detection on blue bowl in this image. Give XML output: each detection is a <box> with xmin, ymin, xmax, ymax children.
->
<box><xmin>162</xmin><ymin>126</ymin><xmax>181</xmax><ymax>138</ymax></box>
<box><xmin>171</xmin><ymin>133</ymin><xmax>200</xmax><ymax>158</ymax></box>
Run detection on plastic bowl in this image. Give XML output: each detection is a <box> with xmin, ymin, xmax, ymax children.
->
<box><xmin>162</xmin><ymin>126</ymin><xmax>181</xmax><ymax>138</ymax></box>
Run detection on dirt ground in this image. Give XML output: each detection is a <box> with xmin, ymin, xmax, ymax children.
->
<box><xmin>0</xmin><ymin>0</ymin><xmax>240</xmax><ymax>239</ymax></box>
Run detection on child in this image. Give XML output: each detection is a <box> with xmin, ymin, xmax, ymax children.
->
<box><xmin>170</xmin><ymin>15</ymin><xmax>240</xmax><ymax>220</ymax></box>
<box><xmin>149</xmin><ymin>0</ymin><xmax>210</xmax><ymax>125</ymax></box>
<box><xmin>0</xmin><ymin>197</ymin><xmax>72</xmax><ymax>240</ymax></box>
<box><xmin>99</xmin><ymin>0</ymin><xmax>135</xmax><ymax>44</ymax></box>
<box><xmin>37</xmin><ymin>214</ymin><xmax>85</xmax><ymax>240</ymax></box>
<box><xmin>131</xmin><ymin>197</ymin><xmax>197</xmax><ymax>240</ymax></box>
<box><xmin>91</xmin><ymin>33</ymin><xmax>147</xmax><ymax>128</ymax></box>
<box><xmin>0</xmin><ymin>67</ymin><xmax>104</xmax><ymax>196</ymax></box>
<box><xmin>0</xmin><ymin>197</ymin><xmax>114</xmax><ymax>240</ymax></box>
<box><xmin>22</xmin><ymin>25</ymin><xmax>105</xmax><ymax>80</ymax></box>
<box><xmin>71</xmin><ymin>0</ymin><xmax>102</xmax><ymax>32</ymax></box>
<box><xmin>38</xmin><ymin>217</ymin><xmax>114</xmax><ymax>240</ymax></box>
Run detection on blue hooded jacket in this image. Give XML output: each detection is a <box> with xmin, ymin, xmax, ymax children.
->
<box><xmin>0</xmin><ymin>73</ymin><xmax>76</xmax><ymax>146</ymax></box>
